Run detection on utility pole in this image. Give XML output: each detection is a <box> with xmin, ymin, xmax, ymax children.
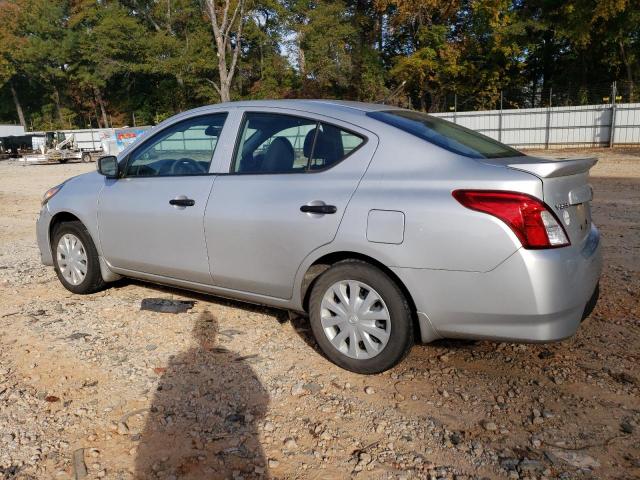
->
<box><xmin>454</xmin><ymin>93</ymin><xmax>458</xmax><ymax>124</ymax></box>
<box><xmin>609</xmin><ymin>81</ymin><xmax>617</xmax><ymax>148</ymax></box>
<box><xmin>545</xmin><ymin>88</ymin><xmax>552</xmax><ymax>149</ymax></box>
<box><xmin>498</xmin><ymin>91</ymin><xmax>503</xmax><ymax>142</ymax></box>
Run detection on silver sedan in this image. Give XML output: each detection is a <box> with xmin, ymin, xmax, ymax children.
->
<box><xmin>36</xmin><ymin>100</ymin><xmax>602</xmax><ymax>373</ymax></box>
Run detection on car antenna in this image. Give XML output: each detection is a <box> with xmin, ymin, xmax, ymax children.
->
<box><xmin>377</xmin><ymin>81</ymin><xmax>407</xmax><ymax>105</ymax></box>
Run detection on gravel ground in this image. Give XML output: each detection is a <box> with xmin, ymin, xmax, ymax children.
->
<box><xmin>0</xmin><ymin>149</ymin><xmax>638</xmax><ymax>480</ymax></box>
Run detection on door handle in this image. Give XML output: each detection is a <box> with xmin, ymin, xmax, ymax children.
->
<box><xmin>300</xmin><ymin>204</ymin><xmax>337</xmax><ymax>214</ymax></box>
<box><xmin>169</xmin><ymin>197</ymin><xmax>195</xmax><ymax>207</ymax></box>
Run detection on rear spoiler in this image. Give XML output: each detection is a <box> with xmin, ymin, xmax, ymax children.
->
<box><xmin>505</xmin><ymin>157</ymin><xmax>598</xmax><ymax>178</ymax></box>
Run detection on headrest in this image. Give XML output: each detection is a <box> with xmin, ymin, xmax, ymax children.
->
<box><xmin>262</xmin><ymin>137</ymin><xmax>294</xmax><ymax>172</ymax></box>
<box><xmin>303</xmin><ymin>128</ymin><xmax>318</xmax><ymax>158</ymax></box>
<box><xmin>303</xmin><ymin>128</ymin><xmax>339</xmax><ymax>161</ymax></box>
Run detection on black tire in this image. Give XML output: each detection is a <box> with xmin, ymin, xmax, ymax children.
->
<box><xmin>52</xmin><ymin>221</ymin><xmax>105</xmax><ymax>294</ymax></box>
<box><xmin>58</xmin><ymin>159</ymin><xmax>68</xmax><ymax>164</ymax></box>
<box><xmin>308</xmin><ymin>260</ymin><xmax>414</xmax><ymax>374</ymax></box>
<box><xmin>82</xmin><ymin>153</ymin><xmax>91</xmax><ymax>163</ymax></box>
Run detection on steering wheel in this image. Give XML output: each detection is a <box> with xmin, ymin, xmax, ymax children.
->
<box><xmin>170</xmin><ymin>158</ymin><xmax>207</xmax><ymax>175</ymax></box>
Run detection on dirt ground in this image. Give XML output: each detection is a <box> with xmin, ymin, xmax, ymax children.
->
<box><xmin>0</xmin><ymin>148</ymin><xmax>638</xmax><ymax>480</ymax></box>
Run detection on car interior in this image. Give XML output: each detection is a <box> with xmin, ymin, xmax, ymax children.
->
<box><xmin>122</xmin><ymin>112</ymin><xmax>363</xmax><ymax>177</ymax></box>
<box><xmin>124</xmin><ymin>119</ymin><xmax>225</xmax><ymax>177</ymax></box>
<box><xmin>235</xmin><ymin>115</ymin><xmax>355</xmax><ymax>174</ymax></box>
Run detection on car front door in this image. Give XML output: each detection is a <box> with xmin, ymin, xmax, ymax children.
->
<box><xmin>204</xmin><ymin>111</ymin><xmax>377</xmax><ymax>299</ymax></box>
<box><xmin>98</xmin><ymin>112</ymin><xmax>228</xmax><ymax>284</ymax></box>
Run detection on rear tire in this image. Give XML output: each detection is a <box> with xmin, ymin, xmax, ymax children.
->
<box><xmin>82</xmin><ymin>153</ymin><xmax>91</xmax><ymax>163</ymax></box>
<box><xmin>52</xmin><ymin>221</ymin><xmax>105</xmax><ymax>294</ymax></box>
<box><xmin>308</xmin><ymin>260</ymin><xmax>414</xmax><ymax>374</ymax></box>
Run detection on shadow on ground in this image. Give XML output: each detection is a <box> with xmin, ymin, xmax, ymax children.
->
<box><xmin>134</xmin><ymin>310</ymin><xmax>270</xmax><ymax>479</ymax></box>
<box><xmin>116</xmin><ymin>278</ymin><xmax>485</xmax><ymax>366</ymax></box>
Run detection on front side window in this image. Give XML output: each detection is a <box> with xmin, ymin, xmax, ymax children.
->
<box><xmin>232</xmin><ymin>113</ymin><xmax>364</xmax><ymax>174</ymax></box>
<box><xmin>367</xmin><ymin>110</ymin><xmax>521</xmax><ymax>159</ymax></box>
<box><xmin>125</xmin><ymin>113</ymin><xmax>227</xmax><ymax>177</ymax></box>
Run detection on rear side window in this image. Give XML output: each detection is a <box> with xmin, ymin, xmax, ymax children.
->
<box><xmin>367</xmin><ymin>110</ymin><xmax>521</xmax><ymax>159</ymax></box>
<box><xmin>232</xmin><ymin>113</ymin><xmax>365</xmax><ymax>174</ymax></box>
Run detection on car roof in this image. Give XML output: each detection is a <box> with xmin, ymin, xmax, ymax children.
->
<box><xmin>118</xmin><ymin>100</ymin><xmax>402</xmax><ymax>159</ymax></box>
<box><xmin>174</xmin><ymin>99</ymin><xmax>399</xmax><ymax>125</ymax></box>
<box><xmin>214</xmin><ymin>99</ymin><xmax>390</xmax><ymax>112</ymax></box>
<box><xmin>149</xmin><ymin>100</ymin><xmax>404</xmax><ymax>140</ymax></box>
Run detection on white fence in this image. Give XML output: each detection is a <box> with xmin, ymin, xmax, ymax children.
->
<box><xmin>0</xmin><ymin>125</ymin><xmax>25</xmax><ymax>137</ymax></box>
<box><xmin>433</xmin><ymin>102</ymin><xmax>640</xmax><ymax>149</ymax></box>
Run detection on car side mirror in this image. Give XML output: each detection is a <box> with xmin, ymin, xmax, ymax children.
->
<box><xmin>97</xmin><ymin>156</ymin><xmax>119</xmax><ymax>179</ymax></box>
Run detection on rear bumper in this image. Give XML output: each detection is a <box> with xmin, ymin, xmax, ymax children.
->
<box><xmin>395</xmin><ymin>224</ymin><xmax>602</xmax><ymax>343</ymax></box>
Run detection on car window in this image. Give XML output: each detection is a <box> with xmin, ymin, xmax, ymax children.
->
<box><xmin>232</xmin><ymin>113</ymin><xmax>365</xmax><ymax>174</ymax></box>
<box><xmin>308</xmin><ymin>123</ymin><xmax>364</xmax><ymax>170</ymax></box>
<box><xmin>367</xmin><ymin>110</ymin><xmax>521</xmax><ymax>159</ymax></box>
<box><xmin>125</xmin><ymin>113</ymin><xmax>227</xmax><ymax>177</ymax></box>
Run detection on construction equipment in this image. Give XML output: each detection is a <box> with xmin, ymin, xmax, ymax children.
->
<box><xmin>22</xmin><ymin>131</ymin><xmax>104</xmax><ymax>164</ymax></box>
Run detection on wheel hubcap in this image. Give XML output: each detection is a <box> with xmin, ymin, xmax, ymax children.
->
<box><xmin>56</xmin><ymin>233</ymin><xmax>88</xmax><ymax>286</ymax></box>
<box><xmin>320</xmin><ymin>280</ymin><xmax>391</xmax><ymax>359</ymax></box>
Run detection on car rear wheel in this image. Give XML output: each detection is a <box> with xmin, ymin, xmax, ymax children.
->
<box><xmin>309</xmin><ymin>260</ymin><xmax>414</xmax><ymax>374</ymax></box>
<box><xmin>82</xmin><ymin>152</ymin><xmax>91</xmax><ymax>163</ymax></box>
<box><xmin>52</xmin><ymin>221</ymin><xmax>105</xmax><ymax>294</ymax></box>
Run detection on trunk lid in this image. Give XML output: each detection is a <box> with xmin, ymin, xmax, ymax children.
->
<box><xmin>486</xmin><ymin>156</ymin><xmax>597</xmax><ymax>246</ymax></box>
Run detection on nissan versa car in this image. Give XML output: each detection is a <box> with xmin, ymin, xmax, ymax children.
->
<box><xmin>36</xmin><ymin>100</ymin><xmax>602</xmax><ymax>373</ymax></box>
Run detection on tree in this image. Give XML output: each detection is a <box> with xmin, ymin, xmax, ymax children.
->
<box><xmin>70</xmin><ymin>1</ymin><xmax>152</xmax><ymax>127</ymax></box>
<box><xmin>0</xmin><ymin>0</ymin><xmax>27</xmax><ymax>126</ymax></box>
<box><xmin>16</xmin><ymin>0</ymin><xmax>72</xmax><ymax>127</ymax></box>
<box><xmin>203</xmin><ymin>0</ymin><xmax>248</xmax><ymax>102</ymax></box>
<box><xmin>283</xmin><ymin>0</ymin><xmax>359</xmax><ymax>98</ymax></box>
<box><xmin>240</xmin><ymin>2</ymin><xmax>297</xmax><ymax>99</ymax></box>
<box><xmin>0</xmin><ymin>0</ymin><xmax>639</xmax><ymax>126</ymax></box>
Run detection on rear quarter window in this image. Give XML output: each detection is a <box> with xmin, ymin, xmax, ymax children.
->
<box><xmin>367</xmin><ymin>110</ymin><xmax>521</xmax><ymax>159</ymax></box>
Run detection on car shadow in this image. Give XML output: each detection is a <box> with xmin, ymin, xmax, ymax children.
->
<box><xmin>114</xmin><ymin>278</ymin><xmax>476</xmax><ymax>368</ymax></box>
<box><xmin>111</xmin><ymin>278</ymin><xmax>290</xmax><ymax>322</ymax></box>
<box><xmin>134</xmin><ymin>309</ymin><xmax>270</xmax><ymax>479</ymax></box>
<box><xmin>115</xmin><ymin>277</ymin><xmax>322</xmax><ymax>351</ymax></box>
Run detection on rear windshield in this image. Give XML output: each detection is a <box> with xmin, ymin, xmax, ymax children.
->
<box><xmin>367</xmin><ymin>110</ymin><xmax>521</xmax><ymax>159</ymax></box>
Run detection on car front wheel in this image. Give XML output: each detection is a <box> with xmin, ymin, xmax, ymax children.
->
<box><xmin>309</xmin><ymin>260</ymin><xmax>414</xmax><ymax>374</ymax></box>
<box><xmin>52</xmin><ymin>221</ymin><xmax>105</xmax><ymax>294</ymax></box>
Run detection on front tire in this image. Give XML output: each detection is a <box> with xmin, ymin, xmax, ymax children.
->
<box><xmin>82</xmin><ymin>153</ymin><xmax>91</xmax><ymax>163</ymax></box>
<box><xmin>52</xmin><ymin>221</ymin><xmax>105</xmax><ymax>294</ymax></box>
<box><xmin>309</xmin><ymin>260</ymin><xmax>414</xmax><ymax>374</ymax></box>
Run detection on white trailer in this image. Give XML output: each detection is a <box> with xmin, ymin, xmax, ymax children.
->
<box><xmin>21</xmin><ymin>129</ymin><xmax>113</xmax><ymax>164</ymax></box>
<box><xmin>19</xmin><ymin>127</ymin><xmax>149</xmax><ymax>164</ymax></box>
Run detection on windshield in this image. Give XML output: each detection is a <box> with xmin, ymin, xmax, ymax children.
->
<box><xmin>368</xmin><ymin>110</ymin><xmax>521</xmax><ymax>159</ymax></box>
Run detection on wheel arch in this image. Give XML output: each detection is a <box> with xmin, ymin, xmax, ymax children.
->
<box><xmin>299</xmin><ymin>250</ymin><xmax>420</xmax><ymax>337</ymax></box>
<box><xmin>49</xmin><ymin>211</ymin><xmax>83</xmax><ymax>242</ymax></box>
<box><xmin>47</xmin><ymin>210</ymin><xmax>120</xmax><ymax>283</ymax></box>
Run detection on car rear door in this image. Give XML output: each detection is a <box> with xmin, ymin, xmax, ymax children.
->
<box><xmin>98</xmin><ymin>112</ymin><xmax>228</xmax><ymax>284</ymax></box>
<box><xmin>204</xmin><ymin>109</ymin><xmax>378</xmax><ymax>299</ymax></box>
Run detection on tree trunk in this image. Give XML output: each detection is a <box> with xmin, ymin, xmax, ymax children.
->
<box><xmin>94</xmin><ymin>87</ymin><xmax>109</xmax><ymax>128</ymax></box>
<box><xmin>297</xmin><ymin>33</ymin><xmax>306</xmax><ymax>77</ymax></box>
<box><xmin>619</xmin><ymin>41</ymin><xmax>635</xmax><ymax>102</ymax></box>
<box><xmin>352</xmin><ymin>0</ymin><xmax>371</xmax><ymax>100</ymax></box>
<box><xmin>204</xmin><ymin>0</ymin><xmax>245</xmax><ymax>103</ymax></box>
<box><xmin>9</xmin><ymin>81</ymin><xmax>26</xmax><ymax>128</ymax></box>
<box><xmin>52</xmin><ymin>86</ymin><xmax>64</xmax><ymax>125</ymax></box>
<box><xmin>219</xmin><ymin>78</ymin><xmax>231</xmax><ymax>102</ymax></box>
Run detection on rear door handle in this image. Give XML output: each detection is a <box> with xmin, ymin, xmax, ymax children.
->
<box><xmin>169</xmin><ymin>197</ymin><xmax>195</xmax><ymax>207</ymax></box>
<box><xmin>300</xmin><ymin>204</ymin><xmax>337</xmax><ymax>214</ymax></box>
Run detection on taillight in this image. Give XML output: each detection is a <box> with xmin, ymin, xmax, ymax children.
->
<box><xmin>452</xmin><ymin>190</ymin><xmax>570</xmax><ymax>249</ymax></box>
